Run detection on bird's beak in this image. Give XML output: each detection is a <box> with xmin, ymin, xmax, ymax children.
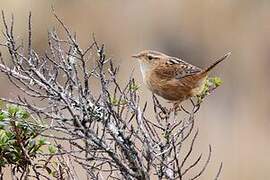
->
<box><xmin>131</xmin><ymin>53</ymin><xmax>140</xmax><ymax>58</ymax></box>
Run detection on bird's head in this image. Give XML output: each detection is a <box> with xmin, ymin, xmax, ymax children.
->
<box><xmin>132</xmin><ymin>50</ymin><xmax>168</xmax><ymax>65</ymax></box>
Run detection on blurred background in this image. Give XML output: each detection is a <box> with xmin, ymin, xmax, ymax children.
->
<box><xmin>0</xmin><ymin>0</ymin><xmax>270</xmax><ymax>179</ymax></box>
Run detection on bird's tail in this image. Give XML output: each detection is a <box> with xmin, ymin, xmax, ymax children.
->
<box><xmin>201</xmin><ymin>52</ymin><xmax>231</xmax><ymax>75</ymax></box>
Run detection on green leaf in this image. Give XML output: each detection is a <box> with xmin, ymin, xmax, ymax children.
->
<box><xmin>212</xmin><ymin>77</ymin><xmax>223</xmax><ymax>86</ymax></box>
<box><xmin>0</xmin><ymin>113</ymin><xmax>5</xmax><ymax>121</ymax></box>
<box><xmin>109</xmin><ymin>96</ymin><xmax>118</xmax><ymax>105</ymax></box>
<box><xmin>197</xmin><ymin>76</ymin><xmax>223</xmax><ymax>103</ymax></box>
<box><xmin>7</xmin><ymin>105</ymin><xmax>20</xmax><ymax>117</ymax></box>
<box><xmin>129</xmin><ymin>83</ymin><xmax>140</xmax><ymax>92</ymax></box>
<box><xmin>0</xmin><ymin>129</ymin><xmax>8</xmax><ymax>143</ymax></box>
<box><xmin>48</xmin><ymin>145</ymin><xmax>57</xmax><ymax>154</ymax></box>
<box><xmin>17</xmin><ymin>110</ymin><xmax>30</xmax><ymax>119</ymax></box>
<box><xmin>0</xmin><ymin>159</ymin><xmax>6</xmax><ymax>167</ymax></box>
<box><xmin>109</xmin><ymin>96</ymin><xmax>127</xmax><ymax>106</ymax></box>
<box><xmin>0</xmin><ymin>104</ymin><xmax>51</xmax><ymax>168</ymax></box>
<box><xmin>37</xmin><ymin>138</ymin><xmax>49</xmax><ymax>146</ymax></box>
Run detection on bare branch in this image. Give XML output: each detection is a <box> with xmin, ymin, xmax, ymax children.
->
<box><xmin>0</xmin><ymin>11</ymin><xmax>223</xmax><ymax>180</ymax></box>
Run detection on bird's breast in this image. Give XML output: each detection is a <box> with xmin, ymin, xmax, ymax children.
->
<box><xmin>145</xmin><ymin>71</ymin><xmax>208</xmax><ymax>102</ymax></box>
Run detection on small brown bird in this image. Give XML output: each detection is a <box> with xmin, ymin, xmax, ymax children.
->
<box><xmin>132</xmin><ymin>50</ymin><xmax>230</xmax><ymax>108</ymax></box>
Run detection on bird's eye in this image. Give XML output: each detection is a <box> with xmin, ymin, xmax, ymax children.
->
<box><xmin>148</xmin><ymin>56</ymin><xmax>153</xmax><ymax>60</ymax></box>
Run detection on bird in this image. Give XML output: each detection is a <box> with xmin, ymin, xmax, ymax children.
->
<box><xmin>132</xmin><ymin>50</ymin><xmax>231</xmax><ymax>110</ymax></box>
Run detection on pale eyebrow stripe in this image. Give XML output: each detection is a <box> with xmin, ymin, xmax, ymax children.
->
<box><xmin>148</xmin><ymin>55</ymin><xmax>160</xmax><ymax>59</ymax></box>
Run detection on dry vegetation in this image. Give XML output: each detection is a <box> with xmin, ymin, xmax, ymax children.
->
<box><xmin>0</xmin><ymin>11</ymin><xmax>222</xmax><ymax>180</ymax></box>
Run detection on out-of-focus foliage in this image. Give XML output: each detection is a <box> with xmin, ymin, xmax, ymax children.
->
<box><xmin>0</xmin><ymin>103</ymin><xmax>51</xmax><ymax>169</ymax></box>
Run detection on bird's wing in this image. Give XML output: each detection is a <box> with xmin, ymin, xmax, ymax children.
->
<box><xmin>154</xmin><ymin>57</ymin><xmax>202</xmax><ymax>79</ymax></box>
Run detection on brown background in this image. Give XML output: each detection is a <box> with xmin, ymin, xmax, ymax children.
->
<box><xmin>1</xmin><ymin>0</ymin><xmax>270</xmax><ymax>179</ymax></box>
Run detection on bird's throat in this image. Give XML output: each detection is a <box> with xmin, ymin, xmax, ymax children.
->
<box><xmin>139</xmin><ymin>61</ymin><xmax>151</xmax><ymax>83</ymax></box>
